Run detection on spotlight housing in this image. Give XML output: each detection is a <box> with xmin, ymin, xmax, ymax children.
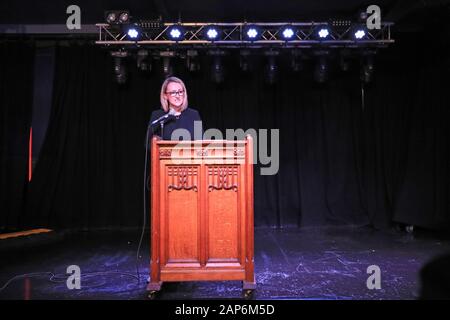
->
<box><xmin>243</xmin><ymin>25</ymin><xmax>261</xmax><ymax>41</ymax></box>
<box><xmin>352</xmin><ymin>25</ymin><xmax>368</xmax><ymax>40</ymax></box>
<box><xmin>313</xmin><ymin>53</ymin><xmax>328</xmax><ymax>83</ymax></box>
<box><xmin>264</xmin><ymin>50</ymin><xmax>279</xmax><ymax>84</ymax></box>
<box><xmin>104</xmin><ymin>10</ymin><xmax>130</xmax><ymax>25</ymax></box>
<box><xmin>317</xmin><ymin>28</ymin><xmax>330</xmax><ymax>39</ymax></box>
<box><xmin>119</xmin><ymin>12</ymin><xmax>130</xmax><ymax>24</ymax></box>
<box><xmin>123</xmin><ymin>23</ymin><xmax>142</xmax><ymax>40</ymax></box>
<box><xmin>281</xmin><ymin>26</ymin><xmax>296</xmax><ymax>41</ymax></box>
<box><xmin>167</xmin><ymin>25</ymin><xmax>185</xmax><ymax>41</ymax></box>
<box><xmin>209</xmin><ymin>50</ymin><xmax>227</xmax><ymax>84</ymax></box>
<box><xmin>111</xmin><ymin>51</ymin><xmax>128</xmax><ymax>84</ymax></box>
<box><xmin>204</xmin><ymin>25</ymin><xmax>221</xmax><ymax>41</ymax></box>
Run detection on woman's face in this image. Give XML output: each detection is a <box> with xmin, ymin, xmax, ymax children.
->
<box><xmin>165</xmin><ymin>82</ymin><xmax>185</xmax><ymax>110</ymax></box>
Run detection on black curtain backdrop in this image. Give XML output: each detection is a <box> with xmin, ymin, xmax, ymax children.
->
<box><xmin>0</xmin><ymin>42</ymin><xmax>35</xmax><ymax>231</ymax></box>
<box><xmin>15</xmin><ymin>41</ymin><xmax>449</xmax><ymax>231</ymax></box>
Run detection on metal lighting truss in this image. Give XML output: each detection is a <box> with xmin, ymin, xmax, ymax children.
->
<box><xmin>95</xmin><ymin>21</ymin><xmax>394</xmax><ymax>49</ymax></box>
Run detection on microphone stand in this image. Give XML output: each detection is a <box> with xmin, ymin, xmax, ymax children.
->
<box><xmin>160</xmin><ymin>121</ymin><xmax>165</xmax><ymax>140</ymax></box>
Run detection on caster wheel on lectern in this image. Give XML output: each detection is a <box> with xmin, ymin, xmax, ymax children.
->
<box><xmin>243</xmin><ymin>289</ymin><xmax>254</xmax><ymax>299</ymax></box>
<box><xmin>148</xmin><ymin>291</ymin><xmax>158</xmax><ymax>299</ymax></box>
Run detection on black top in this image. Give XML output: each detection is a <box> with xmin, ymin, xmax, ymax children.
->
<box><xmin>150</xmin><ymin>107</ymin><xmax>203</xmax><ymax>140</ymax></box>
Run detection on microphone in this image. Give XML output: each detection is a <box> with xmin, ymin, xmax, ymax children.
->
<box><xmin>149</xmin><ymin>109</ymin><xmax>177</xmax><ymax>127</ymax></box>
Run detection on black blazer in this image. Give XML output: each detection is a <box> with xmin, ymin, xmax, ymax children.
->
<box><xmin>149</xmin><ymin>107</ymin><xmax>203</xmax><ymax>140</ymax></box>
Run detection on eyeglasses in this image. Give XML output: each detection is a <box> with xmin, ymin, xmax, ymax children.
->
<box><xmin>166</xmin><ymin>90</ymin><xmax>184</xmax><ymax>97</ymax></box>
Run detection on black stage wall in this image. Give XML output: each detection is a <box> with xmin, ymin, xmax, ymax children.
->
<box><xmin>0</xmin><ymin>24</ymin><xmax>449</xmax><ymax>231</ymax></box>
<box><xmin>0</xmin><ymin>42</ymin><xmax>35</xmax><ymax>230</ymax></box>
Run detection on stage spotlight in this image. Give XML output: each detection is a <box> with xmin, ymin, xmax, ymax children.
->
<box><xmin>265</xmin><ymin>56</ymin><xmax>278</xmax><ymax>84</ymax></box>
<box><xmin>137</xmin><ymin>50</ymin><xmax>151</xmax><ymax>72</ymax></box>
<box><xmin>355</xmin><ymin>29</ymin><xmax>366</xmax><ymax>39</ymax></box>
<box><xmin>162</xmin><ymin>57</ymin><xmax>173</xmax><ymax>77</ymax></box>
<box><xmin>352</xmin><ymin>25</ymin><xmax>368</xmax><ymax>40</ymax></box>
<box><xmin>209</xmin><ymin>50</ymin><xmax>226</xmax><ymax>84</ymax></box>
<box><xmin>291</xmin><ymin>50</ymin><xmax>302</xmax><ymax>72</ymax></box>
<box><xmin>360</xmin><ymin>53</ymin><xmax>375</xmax><ymax>83</ymax></box>
<box><xmin>314</xmin><ymin>56</ymin><xmax>328</xmax><ymax>83</ymax></box>
<box><xmin>105</xmin><ymin>10</ymin><xmax>131</xmax><ymax>25</ymax></box>
<box><xmin>167</xmin><ymin>25</ymin><xmax>185</xmax><ymax>41</ymax></box>
<box><xmin>119</xmin><ymin>12</ymin><xmax>130</xmax><ymax>24</ymax></box>
<box><xmin>123</xmin><ymin>23</ymin><xmax>141</xmax><ymax>40</ymax></box>
<box><xmin>244</xmin><ymin>25</ymin><xmax>261</xmax><ymax>41</ymax></box>
<box><xmin>128</xmin><ymin>28</ymin><xmax>138</xmax><ymax>38</ymax></box>
<box><xmin>318</xmin><ymin>28</ymin><xmax>330</xmax><ymax>39</ymax></box>
<box><xmin>186</xmin><ymin>50</ymin><xmax>200</xmax><ymax>72</ymax></box>
<box><xmin>105</xmin><ymin>11</ymin><xmax>131</xmax><ymax>25</ymax></box>
<box><xmin>114</xmin><ymin>57</ymin><xmax>127</xmax><ymax>84</ymax></box>
<box><xmin>159</xmin><ymin>51</ymin><xmax>175</xmax><ymax>77</ymax></box>
<box><xmin>204</xmin><ymin>25</ymin><xmax>220</xmax><ymax>41</ymax></box>
<box><xmin>105</xmin><ymin>12</ymin><xmax>117</xmax><ymax>24</ymax></box>
<box><xmin>281</xmin><ymin>26</ymin><xmax>295</xmax><ymax>40</ymax></box>
<box><xmin>111</xmin><ymin>51</ymin><xmax>128</xmax><ymax>84</ymax></box>
<box><xmin>264</xmin><ymin>51</ymin><xmax>279</xmax><ymax>84</ymax></box>
<box><xmin>239</xmin><ymin>50</ymin><xmax>251</xmax><ymax>72</ymax></box>
<box><xmin>211</xmin><ymin>56</ymin><xmax>224</xmax><ymax>84</ymax></box>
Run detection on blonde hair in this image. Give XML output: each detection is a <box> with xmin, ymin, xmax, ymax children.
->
<box><xmin>159</xmin><ymin>76</ymin><xmax>189</xmax><ymax>112</ymax></box>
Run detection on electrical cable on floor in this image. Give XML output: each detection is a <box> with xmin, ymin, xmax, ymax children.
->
<box><xmin>0</xmin><ymin>271</ymin><xmax>141</xmax><ymax>293</ymax></box>
<box><xmin>134</xmin><ymin>125</ymin><xmax>152</xmax><ymax>285</ymax></box>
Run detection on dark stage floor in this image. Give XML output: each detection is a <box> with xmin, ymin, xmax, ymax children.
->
<box><xmin>1</xmin><ymin>226</ymin><xmax>450</xmax><ymax>300</ymax></box>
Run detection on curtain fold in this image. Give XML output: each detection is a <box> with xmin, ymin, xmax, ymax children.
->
<box><xmin>0</xmin><ymin>42</ymin><xmax>35</xmax><ymax>231</ymax></box>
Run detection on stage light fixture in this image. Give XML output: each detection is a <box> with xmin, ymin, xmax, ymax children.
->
<box><xmin>244</xmin><ymin>25</ymin><xmax>261</xmax><ymax>41</ymax></box>
<box><xmin>352</xmin><ymin>25</ymin><xmax>368</xmax><ymax>40</ymax></box>
<box><xmin>167</xmin><ymin>25</ymin><xmax>185</xmax><ymax>41</ymax></box>
<box><xmin>106</xmin><ymin>12</ymin><xmax>117</xmax><ymax>24</ymax></box>
<box><xmin>186</xmin><ymin>50</ymin><xmax>200</xmax><ymax>72</ymax></box>
<box><xmin>114</xmin><ymin>57</ymin><xmax>127</xmax><ymax>84</ymax></box>
<box><xmin>291</xmin><ymin>50</ymin><xmax>302</xmax><ymax>72</ymax></box>
<box><xmin>128</xmin><ymin>28</ymin><xmax>138</xmax><ymax>38</ymax></box>
<box><xmin>355</xmin><ymin>29</ymin><xmax>366</xmax><ymax>39</ymax></box>
<box><xmin>360</xmin><ymin>52</ymin><xmax>375</xmax><ymax>83</ymax></box>
<box><xmin>239</xmin><ymin>50</ymin><xmax>251</xmax><ymax>72</ymax></box>
<box><xmin>264</xmin><ymin>51</ymin><xmax>279</xmax><ymax>84</ymax></box>
<box><xmin>211</xmin><ymin>56</ymin><xmax>224</xmax><ymax>83</ymax></box>
<box><xmin>123</xmin><ymin>23</ymin><xmax>142</xmax><ymax>40</ymax></box>
<box><xmin>205</xmin><ymin>25</ymin><xmax>220</xmax><ymax>41</ymax></box>
<box><xmin>111</xmin><ymin>51</ymin><xmax>128</xmax><ymax>84</ymax></box>
<box><xmin>209</xmin><ymin>50</ymin><xmax>227</xmax><ymax>84</ymax></box>
<box><xmin>281</xmin><ymin>26</ymin><xmax>295</xmax><ymax>40</ymax></box>
<box><xmin>137</xmin><ymin>50</ymin><xmax>151</xmax><ymax>72</ymax></box>
<box><xmin>160</xmin><ymin>51</ymin><xmax>175</xmax><ymax>77</ymax></box>
<box><xmin>314</xmin><ymin>55</ymin><xmax>328</xmax><ymax>83</ymax></box>
<box><xmin>265</xmin><ymin>57</ymin><xmax>278</xmax><ymax>84</ymax></box>
<box><xmin>105</xmin><ymin>10</ymin><xmax>130</xmax><ymax>25</ymax></box>
<box><xmin>119</xmin><ymin>12</ymin><xmax>130</xmax><ymax>24</ymax></box>
<box><xmin>318</xmin><ymin>28</ymin><xmax>330</xmax><ymax>39</ymax></box>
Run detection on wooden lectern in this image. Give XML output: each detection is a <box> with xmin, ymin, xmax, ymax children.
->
<box><xmin>147</xmin><ymin>136</ymin><xmax>256</xmax><ymax>296</ymax></box>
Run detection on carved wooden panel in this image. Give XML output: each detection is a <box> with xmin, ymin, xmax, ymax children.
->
<box><xmin>208</xmin><ymin>166</ymin><xmax>238</xmax><ymax>192</ymax></box>
<box><xmin>167</xmin><ymin>166</ymin><xmax>198</xmax><ymax>192</ymax></box>
<box><xmin>164</xmin><ymin>165</ymin><xmax>200</xmax><ymax>265</ymax></box>
<box><xmin>206</xmin><ymin>165</ymin><xmax>240</xmax><ymax>262</ymax></box>
<box><xmin>207</xmin><ymin>190</ymin><xmax>239</xmax><ymax>261</ymax></box>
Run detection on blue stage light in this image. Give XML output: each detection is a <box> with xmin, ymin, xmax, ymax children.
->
<box><xmin>318</xmin><ymin>28</ymin><xmax>330</xmax><ymax>39</ymax></box>
<box><xmin>244</xmin><ymin>25</ymin><xmax>261</xmax><ymax>40</ymax></box>
<box><xmin>167</xmin><ymin>25</ymin><xmax>185</xmax><ymax>41</ymax></box>
<box><xmin>281</xmin><ymin>26</ymin><xmax>295</xmax><ymax>40</ymax></box>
